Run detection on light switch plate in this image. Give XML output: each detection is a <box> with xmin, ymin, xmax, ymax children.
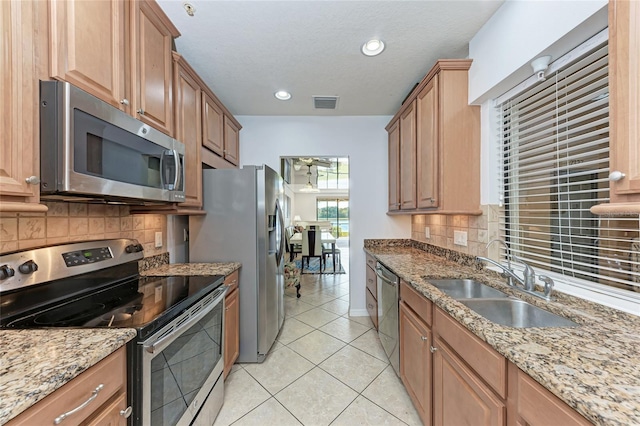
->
<box><xmin>155</xmin><ymin>231</ymin><xmax>163</xmax><ymax>248</ymax></box>
<box><xmin>424</xmin><ymin>227</ymin><xmax>431</xmax><ymax>239</ymax></box>
<box><xmin>454</xmin><ymin>230</ymin><xmax>468</xmax><ymax>247</ymax></box>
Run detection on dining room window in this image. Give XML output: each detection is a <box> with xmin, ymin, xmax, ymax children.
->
<box><xmin>496</xmin><ymin>30</ymin><xmax>640</xmax><ymax>296</ymax></box>
<box><xmin>316</xmin><ymin>158</ymin><xmax>349</xmax><ymax>190</ymax></box>
<box><xmin>317</xmin><ymin>198</ymin><xmax>349</xmax><ymax>237</ymax></box>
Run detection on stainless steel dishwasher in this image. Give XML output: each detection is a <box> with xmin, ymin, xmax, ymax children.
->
<box><xmin>376</xmin><ymin>262</ymin><xmax>400</xmax><ymax>376</ymax></box>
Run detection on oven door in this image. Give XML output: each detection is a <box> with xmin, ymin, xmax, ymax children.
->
<box><xmin>140</xmin><ymin>285</ymin><xmax>226</xmax><ymax>426</ymax></box>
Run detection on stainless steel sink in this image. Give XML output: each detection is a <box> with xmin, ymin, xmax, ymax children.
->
<box><xmin>427</xmin><ymin>279</ymin><xmax>508</xmax><ymax>299</ymax></box>
<box><xmin>459</xmin><ymin>298</ymin><xmax>579</xmax><ymax>328</ymax></box>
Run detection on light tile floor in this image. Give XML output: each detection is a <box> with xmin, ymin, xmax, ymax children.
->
<box><xmin>213</xmin><ymin>246</ymin><xmax>422</xmax><ymax>426</ymax></box>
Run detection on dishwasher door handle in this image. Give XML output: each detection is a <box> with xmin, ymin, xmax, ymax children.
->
<box><xmin>375</xmin><ymin>268</ymin><xmax>397</xmax><ymax>286</ymax></box>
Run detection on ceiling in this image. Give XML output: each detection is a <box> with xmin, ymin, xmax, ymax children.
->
<box><xmin>157</xmin><ymin>0</ymin><xmax>504</xmax><ymax>116</ymax></box>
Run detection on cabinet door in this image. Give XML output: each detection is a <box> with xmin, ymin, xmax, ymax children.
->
<box><xmin>132</xmin><ymin>0</ymin><xmax>175</xmax><ymax>136</ymax></box>
<box><xmin>223</xmin><ymin>116</ymin><xmax>240</xmax><ymax>166</ymax></box>
<box><xmin>417</xmin><ymin>75</ymin><xmax>439</xmax><ymax>209</ymax></box>
<box><xmin>49</xmin><ymin>0</ymin><xmax>127</xmax><ymax>110</ymax></box>
<box><xmin>433</xmin><ymin>338</ymin><xmax>506</xmax><ymax>426</ymax></box>
<box><xmin>400</xmin><ymin>100</ymin><xmax>417</xmax><ymax>209</ymax></box>
<box><xmin>365</xmin><ymin>288</ymin><xmax>378</xmax><ymax>330</ymax></box>
<box><xmin>388</xmin><ymin>119</ymin><xmax>401</xmax><ymax>211</ymax></box>
<box><xmin>0</xmin><ymin>0</ymin><xmax>42</xmax><ymax>205</ymax></box>
<box><xmin>86</xmin><ymin>393</ymin><xmax>128</xmax><ymax>426</ymax></box>
<box><xmin>224</xmin><ymin>287</ymin><xmax>240</xmax><ymax>378</ymax></box>
<box><xmin>400</xmin><ymin>301</ymin><xmax>432</xmax><ymax>425</ymax></box>
<box><xmin>608</xmin><ymin>0</ymin><xmax>640</xmax><ymax>201</ymax></box>
<box><xmin>202</xmin><ymin>92</ymin><xmax>225</xmax><ymax>156</ymax></box>
<box><xmin>174</xmin><ymin>58</ymin><xmax>202</xmax><ymax>208</ymax></box>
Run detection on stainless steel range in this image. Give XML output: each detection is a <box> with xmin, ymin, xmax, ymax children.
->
<box><xmin>0</xmin><ymin>239</ymin><xmax>226</xmax><ymax>426</ymax></box>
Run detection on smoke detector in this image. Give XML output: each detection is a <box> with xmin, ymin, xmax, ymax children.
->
<box><xmin>313</xmin><ymin>96</ymin><xmax>339</xmax><ymax>110</ymax></box>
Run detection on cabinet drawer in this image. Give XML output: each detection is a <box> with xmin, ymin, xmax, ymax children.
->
<box><xmin>400</xmin><ymin>280</ymin><xmax>432</xmax><ymax>327</ymax></box>
<box><xmin>366</xmin><ymin>253</ymin><xmax>376</xmax><ymax>269</ymax></box>
<box><xmin>8</xmin><ymin>347</ymin><xmax>126</xmax><ymax>426</ymax></box>
<box><xmin>366</xmin><ymin>288</ymin><xmax>378</xmax><ymax>329</ymax></box>
<box><xmin>366</xmin><ymin>264</ymin><xmax>377</xmax><ymax>299</ymax></box>
<box><xmin>434</xmin><ymin>307</ymin><xmax>506</xmax><ymax>398</ymax></box>
<box><xmin>225</xmin><ymin>270</ymin><xmax>239</xmax><ymax>293</ymax></box>
<box><xmin>515</xmin><ymin>367</ymin><xmax>591</xmax><ymax>426</ymax></box>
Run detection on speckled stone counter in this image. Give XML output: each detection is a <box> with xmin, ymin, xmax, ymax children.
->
<box><xmin>364</xmin><ymin>239</ymin><xmax>640</xmax><ymax>426</ymax></box>
<box><xmin>0</xmin><ymin>329</ymin><xmax>136</xmax><ymax>425</ymax></box>
<box><xmin>140</xmin><ymin>262</ymin><xmax>241</xmax><ymax>277</ymax></box>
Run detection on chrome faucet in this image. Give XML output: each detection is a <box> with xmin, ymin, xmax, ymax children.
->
<box><xmin>484</xmin><ymin>239</ymin><xmax>514</xmax><ymax>286</ymax></box>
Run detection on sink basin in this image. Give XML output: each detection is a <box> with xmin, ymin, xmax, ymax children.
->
<box><xmin>459</xmin><ymin>299</ymin><xmax>579</xmax><ymax>328</ymax></box>
<box><xmin>427</xmin><ymin>279</ymin><xmax>508</xmax><ymax>299</ymax></box>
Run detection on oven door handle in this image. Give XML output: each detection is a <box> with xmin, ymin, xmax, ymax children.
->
<box><xmin>144</xmin><ymin>286</ymin><xmax>227</xmax><ymax>355</ymax></box>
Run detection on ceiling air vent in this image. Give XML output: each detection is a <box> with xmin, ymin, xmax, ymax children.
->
<box><xmin>313</xmin><ymin>96</ymin><xmax>339</xmax><ymax>110</ymax></box>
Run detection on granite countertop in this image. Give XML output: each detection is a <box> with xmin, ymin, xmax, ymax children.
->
<box><xmin>0</xmin><ymin>329</ymin><xmax>136</xmax><ymax>425</ymax></box>
<box><xmin>364</xmin><ymin>240</ymin><xmax>640</xmax><ymax>426</ymax></box>
<box><xmin>141</xmin><ymin>262</ymin><xmax>241</xmax><ymax>277</ymax></box>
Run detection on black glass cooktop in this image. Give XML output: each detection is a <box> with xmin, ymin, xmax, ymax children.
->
<box><xmin>0</xmin><ymin>263</ymin><xmax>224</xmax><ymax>340</ymax></box>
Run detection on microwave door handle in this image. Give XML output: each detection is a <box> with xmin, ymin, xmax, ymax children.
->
<box><xmin>172</xmin><ymin>149</ymin><xmax>180</xmax><ymax>190</ymax></box>
<box><xmin>159</xmin><ymin>150</ymin><xmax>167</xmax><ymax>189</ymax></box>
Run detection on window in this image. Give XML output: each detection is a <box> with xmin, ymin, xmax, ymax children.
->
<box><xmin>497</xmin><ymin>33</ymin><xmax>640</xmax><ymax>294</ymax></box>
<box><xmin>316</xmin><ymin>158</ymin><xmax>349</xmax><ymax>190</ymax></box>
<box><xmin>316</xmin><ymin>198</ymin><xmax>349</xmax><ymax>237</ymax></box>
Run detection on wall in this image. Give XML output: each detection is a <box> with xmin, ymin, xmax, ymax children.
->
<box><xmin>237</xmin><ymin>115</ymin><xmax>412</xmax><ymax>315</ymax></box>
<box><xmin>0</xmin><ymin>201</ymin><xmax>167</xmax><ymax>258</ymax></box>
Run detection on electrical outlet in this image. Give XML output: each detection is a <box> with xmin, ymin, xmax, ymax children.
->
<box><xmin>155</xmin><ymin>231</ymin><xmax>163</xmax><ymax>248</ymax></box>
<box><xmin>424</xmin><ymin>227</ymin><xmax>431</xmax><ymax>239</ymax></box>
<box><xmin>454</xmin><ymin>230</ymin><xmax>468</xmax><ymax>247</ymax></box>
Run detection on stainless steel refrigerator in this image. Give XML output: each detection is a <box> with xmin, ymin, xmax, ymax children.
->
<box><xmin>189</xmin><ymin>165</ymin><xmax>285</xmax><ymax>363</ymax></box>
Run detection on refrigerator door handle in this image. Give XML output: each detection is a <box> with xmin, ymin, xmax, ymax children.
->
<box><xmin>275</xmin><ymin>199</ymin><xmax>286</xmax><ymax>267</ymax></box>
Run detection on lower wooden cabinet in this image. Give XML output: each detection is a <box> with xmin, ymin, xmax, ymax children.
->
<box><xmin>7</xmin><ymin>347</ymin><xmax>129</xmax><ymax>426</ymax></box>
<box><xmin>365</xmin><ymin>254</ymin><xmax>378</xmax><ymax>329</ymax></box>
<box><xmin>224</xmin><ymin>270</ymin><xmax>240</xmax><ymax>378</ymax></box>
<box><xmin>433</xmin><ymin>337</ymin><xmax>506</xmax><ymax>426</ymax></box>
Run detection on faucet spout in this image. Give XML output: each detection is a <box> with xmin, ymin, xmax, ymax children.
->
<box><xmin>476</xmin><ymin>256</ymin><xmax>525</xmax><ymax>287</ymax></box>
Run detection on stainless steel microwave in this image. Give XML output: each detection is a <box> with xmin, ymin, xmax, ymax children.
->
<box><xmin>39</xmin><ymin>81</ymin><xmax>185</xmax><ymax>204</ymax></box>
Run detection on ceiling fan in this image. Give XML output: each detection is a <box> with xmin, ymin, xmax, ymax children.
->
<box><xmin>293</xmin><ymin>157</ymin><xmax>333</xmax><ymax>169</ymax></box>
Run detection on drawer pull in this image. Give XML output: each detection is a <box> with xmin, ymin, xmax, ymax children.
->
<box><xmin>368</xmin><ymin>303</ymin><xmax>374</xmax><ymax>309</ymax></box>
<box><xmin>430</xmin><ymin>346</ymin><xmax>437</xmax><ymax>353</ymax></box>
<box><xmin>421</xmin><ymin>336</ymin><xmax>428</xmax><ymax>341</ymax></box>
<box><xmin>54</xmin><ymin>383</ymin><xmax>104</xmax><ymax>424</ymax></box>
<box><xmin>120</xmin><ymin>406</ymin><xmax>133</xmax><ymax>418</ymax></box>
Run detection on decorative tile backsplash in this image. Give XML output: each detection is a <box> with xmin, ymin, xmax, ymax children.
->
<box><xmin>411</xmin><ymin>205</ymin><xmax>501</xmax><ymax>258</ymax></box>
<box><xmin>0</xmin><ymin>202</ymin><xmax>167</xmax><ymax>258</ymax></box>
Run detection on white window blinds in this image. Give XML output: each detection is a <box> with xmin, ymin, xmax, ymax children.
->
<box><xmin>497</xmin><ymin>39</ymin><xmax>640</xmax><ymax>292</ymax></box>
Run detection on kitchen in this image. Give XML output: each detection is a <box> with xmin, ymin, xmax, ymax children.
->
<box><xmin>1</xmin><ymin>0</ymin><xmax>640</xmax><ymax>425</ymax></box>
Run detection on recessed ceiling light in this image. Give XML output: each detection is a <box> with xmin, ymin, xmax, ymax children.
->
<box><xmin>274</xmin><ymin>90</ymin><xmax>292</xmax><ymax>101</ymax></box>
<box><xmin>362</xmin><ymin>39</ymin><xmax>385</xmax><ymax>57</ymax></box>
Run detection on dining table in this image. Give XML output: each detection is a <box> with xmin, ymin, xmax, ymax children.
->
<box><xmin>288</xmin><ymin>231</ymin><xmax>338</xmax><ymax>271</ymax></box>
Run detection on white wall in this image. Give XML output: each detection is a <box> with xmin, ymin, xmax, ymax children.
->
<box><xmin>468</xmin><ymin>0</ymin><xmax>607</xmax><ymax>105</ymax></box>
<box><xmin>237</xmin><ymin>116</ymin><xmax>412</xmax><ymax>315</ymax></box>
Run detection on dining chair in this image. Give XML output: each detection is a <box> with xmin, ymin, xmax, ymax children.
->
<box><xmin>285</xmin><ymin>227</ymin><xmax>302</xmax><ymax>261</ymax></box>
<box><xmin>301</xmin><ymin>229</ymin><xmax>323</xmax><ymax>271</ymax></box>
<box><xmin>322</xmin><ymin>245</ymin><xmax>341</xmax><ymax>272</ymax></box>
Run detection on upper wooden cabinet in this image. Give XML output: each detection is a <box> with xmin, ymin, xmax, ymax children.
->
<box><xmin>386</xmin><ymin>60</ymin><xmax>481</xmax><ymax>215</ymax></box>
<box><xmin>388</xmin><ymin>119</ymin><xmax>401</xmax><ymax>211</ymax></box>
<box><xmin>49</xmin><ymin>0</ymin><xmax>127</xmax><ymax>110</ymax></box>
<box><xmin>203</xmin><ymin>92</ymin><xmax>225</xmax><ymax>156</ymax></box>
<box><xmin>591</xmin><ymin>0</ymin><xmax>640</xmax><ymax>214</ymax></box>
<box><xmin>224</xmin><ymin>116</ymin><xmax>240</xmax><ymax>166</ymax></box>
<box><xmin>173</xmin><ymin>53</ymin><xmax>203</xmax><ymax>208</ymax></box>
<box><xmin>0</xmin><ymin>0</ymin><xmax>48</xmax><ymax>212</ymax></box>
<box><xmin>131</xmin><ymin>0</ymin><xmax>178</xmax><ymax>136</ymax></box>
<box><xmin>49</xmin><ymin>0</ymin><xmax>179</xmax><ymax>136</ymax></box>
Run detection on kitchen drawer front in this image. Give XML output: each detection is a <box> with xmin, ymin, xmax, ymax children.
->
<box><xmin>225</xmin><ymin>269</ymin><xmax>239</xmax><ymax>293</ymax></box>
<box><xmin>8</xmin><ymin>347</ymin><xmax>126</xmax><ymax>426</ymax></box>
<box><xmin>366</xmin><ymin>288</ymin><xmax>378</xmax><ymax>329</ymax></box>
<box><xmin>366</xmin><ymin>253</ymin><xmax>377</xmax><ymax>269</ymax></box>
<box><xmin>515</xmin><ymin>367</ymin><xmax>591</xmax><ymax>426</ymax></box>
<box><xmin>366</xmin><ymin>263</ymin><xmax>377</xmax><ymax>299</ymax></box>
<box><xmin>400</xmin><ymin>280</ymin><xmax>432</xmax><ymax>327</ymax></box>
<box><xmin>434</xmin><ymin>307</ymin><xmax>506</xmax><ymax>398</ymax></box>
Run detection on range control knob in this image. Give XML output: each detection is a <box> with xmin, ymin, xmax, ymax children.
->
<box><xmin>125</xmin><ymin>244</ymin><xmax>144</xmax><ymax>253</ymax></box>
<box><xmin>18</xmin><ymin>260</ymin><xmax>38</xmax><ymax>274</ymax></box>
<box><xmin>0</xmin><ymin>265</ymin><xmax>15</xmax><ymax>280</ymax></box>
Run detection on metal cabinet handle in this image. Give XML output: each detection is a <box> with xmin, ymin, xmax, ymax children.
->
<box><xmin>430</xmin><ymin>346</ymin><xmax>437</xmax><ymax>353</ymax></box>
<box><xmin>367</xmin><ymin>303</ymin><xmax>374</xmax><ymax>309</ymax></box>
<box><xmin>120</xmin><ymin>99</ymin><xmax>129</xmax><ymax>106</ymax></box>
<box><xmin>137</xmin><ymin>108</ymin><xmax>145</xmax><ymax>115</ymax></box>
<box><xmin>421</xmin><ymin>336</ymin><xmax>428</xmax><ymax>341</ymax></box>
<box><xmin>54</xmin><ymin>384</ymin><xmax>104</xmax><ymax>424</ymax></box>
<box><xmin>25</xmin><ymin>176</ymin><xmax>40</xmax><ymax>185</ymax></box>
<box><xmin>120</xmin><ymin>406</ymin><xmax>133</xmax><ymax>418</ymax></box>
